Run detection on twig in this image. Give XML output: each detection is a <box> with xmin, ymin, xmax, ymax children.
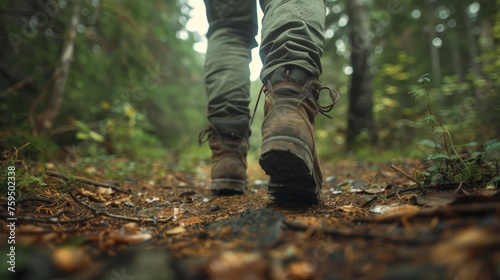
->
<box><xmin>453</xmin><ymin>181</ymin><xmax>464</xmax><ymax>194</ymax></box>
<box><xmin>385</xmin><ymin>182</ymin><xmax>464</xmax><ymax>199</ymax></box>
<box><xmin>0</xmin><ymin>191</ymin><xmax>171</xmax><ymax>225</ymax></box>
<box><xmin>390</xmin><ymin>164</ymin><xmax>421</xmax><ymax>187</ymax></box>
<box><xmin>46</xmin><ymin>170</ymin><xmax>131</xmax><ymax>194</ymax></box>
<box><xmin>69</xmin><ymin>190</ymin><xmax>173</xmax><ymax>223</ymax></box>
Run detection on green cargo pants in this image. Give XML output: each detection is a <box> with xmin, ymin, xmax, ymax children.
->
<box><xmin>204</xmin><ymin>0</ymin><xmax>326</xmax><ymax>138</ymax></box>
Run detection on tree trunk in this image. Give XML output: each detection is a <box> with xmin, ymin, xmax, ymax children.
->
<box><xmin>345</xmin><ymin>0</ymin><xmax>377</xmax><ymax>150</ymax></box>
<box><xmin>426</xmin><ymin>2</ymin><xmax>442</xmax><ymax>85</ymax></box>
<box><xmin>34</xmin><ymin>1</ymin><xmax>80</xmax><ymax>135</ymax></box>
<box><xmin>460</xmin><ymin>0</ymin><xmax>481</xmax><ymax>77</ymax></box>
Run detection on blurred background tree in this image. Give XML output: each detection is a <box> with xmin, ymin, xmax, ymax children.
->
<box><xmin>0</xmin><ymin>0</ymin><xmax>498</xmax><ymax>165</ymax></box>
<box><xmin>320</xmin><ymin>0</ymin><xmax>499</xmax><ymax>159</ymax></box>
<box><xmin>1</xmin><ymin>0</ymin><xmax>205</xmax><ymax>159</ymax></box>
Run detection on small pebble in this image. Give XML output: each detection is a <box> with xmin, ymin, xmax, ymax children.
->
<box><xmin>124</xmin><ymin>201</ymin><xmax>134</xmax><ymax>207</ymax></box>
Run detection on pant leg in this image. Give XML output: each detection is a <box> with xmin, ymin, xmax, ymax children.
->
<box><xmin>259</xmin><ymin>0</ymin><xmax>326</xmax><ymax>82</ymax></box>
<box><xmin>204</xmin><ymin>0</ymin><xmax>258</xmax><ymax>138</ymax></box>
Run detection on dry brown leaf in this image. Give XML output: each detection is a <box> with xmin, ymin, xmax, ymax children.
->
<box><xmin>414</xmin><ymin>192</ymin><xmax>459</xmax><ymax>207</ymax></box>
<box><xmin>207</xmin><ymin>251</ymin><xmax>266</xmax><ymax>280</ymax></box>
<box><xmin>180</xmin><ymin>216</ymin><xmax>202</xmax><ymax>227</ymax></box>
<box><xmin>52</xmin><ymin>247</ymin><xmax>91</xmax><ymax>273</ymax></box>
<box><xmin>166</xmin><ymin>226</ymin><xmax>187</xmax><ymax>235</ymax></box>
<box><xmin>96</xmin><ymin>187</ymin><xmax>114</xmax><ymax>195</ymax></box>
<box><xmin>339</xmin><ymin>204</ymin><xmax>357</xmax><ymax>212</ymax></box>
<box><xmin>287</xmin><ymin>261</ymin><xmax>316</xmax><ymax>280</ymax></box>
<box><xmin>370</xmin><ymin>204</ymin><xmax>420</xmax><ymax>216</ymax></box>
<box><xmin>77</xmin><ymin>188</ymin><xmax>106</xmax><ymax>202</ymax></box>
<box><xmin>109</xmin><ymin>222</ymin><xmax>153</xmax><ymax>244</ymax></box>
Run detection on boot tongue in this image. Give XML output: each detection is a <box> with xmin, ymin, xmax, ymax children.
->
<box><xmin>269</xmin><ymin>66</ymin><xmax>311</xmax><ymax>96</ymax></box>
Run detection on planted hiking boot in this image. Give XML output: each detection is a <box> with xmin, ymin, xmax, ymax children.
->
<box><xmin>258</xmin><ymin>67</ymin><xmax>339</xmax><ymax>201</ymax></box>
<box><xmin>199</xmin><ymin>125</ymin><xmax>249</xmax><ymax>194</ymax></box>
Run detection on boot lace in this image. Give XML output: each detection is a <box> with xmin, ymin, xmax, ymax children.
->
<box><xmin>198</xmin><ymin>126</ymin><xmax>213</xmax><ymax>145</ymax></box>
<box><xmin>313</xmin><ymin>85</ymin><xmax>340</xmax><ymax>119</ymax></box>
<box><xmin>251</xmin><ymin>79</ymin><xmax>340</xmax><ymax>123</ymax></box>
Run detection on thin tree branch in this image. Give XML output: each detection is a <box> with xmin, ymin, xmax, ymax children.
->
<box><xmin>390</xmin><ymin>164</ymin><xmax>422</xmax><ymax>187</ymax></box>
<box><xmin>69</xmin><ymin>190</ymin><xmax>173</xmax><ymax>223</ymax></box>
<box><xmin>46</xmin><ymin>170</ymin><xmax>132</xmax><ymax>194</ymax></box>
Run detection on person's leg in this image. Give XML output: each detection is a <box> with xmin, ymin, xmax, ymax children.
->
<box><xmin>259</xmin><ymin>0</ymin><xmax>325</xmax><ymax>81</ymax></box>
<box><xmin>257</xmin><ymin>0</ymin><xmax>339</xmax><ymax>201</ymax></box>
<box><xmin>202</xmin><ymin>0</ymin><xmax>258</xmax><ymax>194</ymax></box>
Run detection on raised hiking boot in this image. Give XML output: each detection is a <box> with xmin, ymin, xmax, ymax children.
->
<box><xmin>258</xmin><ymin>66</ymin><xmax>339</xmax><ymax>201</ymax></box>
<box><xmin>199</xmin><ymin>125</ymin><xmax>249</xmax><ymax>195</ymax></box>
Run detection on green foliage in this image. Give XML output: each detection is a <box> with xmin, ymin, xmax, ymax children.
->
<box><xmin>2</xmin><ymin>0</ymin><xmax>205</xmax><ymax>159</ymax></box>
<box><xmin>421</xmin><ymin>139</ymin><xmax>499</xmax><ymax>187</ymax></box>
<box><xmin>0</xmin><ymin>170</ymin><xmax>46</xmax><ymax>200</ymax></box>
<box><xmin>413</xmin><ymin>76</ymin><xmax>499</xmax><ymax>187</ymax></box>
<box><xmin>2</xmin><ymin>0</ymin><xmax>499</xmax><ymax>162</ymax></box>
<box><xmin>3</xmin><ymin>132</ymin><xmax>59</xmax><ymax>159</ymax></box>
<box><xmin>0</xmin><ymin>146</ymin><xmax>46</xmax><ymax>200</ymax></box>
<box><xmin>70</xmin><ymin>101</ymin><xmax>167</xmax><ymax>160</ymax></box>
<box><xmin>74</xmin><ymin>120</ymin><xmax>104</xmax><ymax>143</ymax></box>
<box><xmin>324</xmin><ymin>1</ymin><xmax>500</xmax><ymax>151</ymax></box>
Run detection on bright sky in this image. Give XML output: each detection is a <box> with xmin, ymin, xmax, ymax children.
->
<box><xmin>185</xmin><ymin>0</ymin><xmax>264</xmax><ymax>81</ymax></box>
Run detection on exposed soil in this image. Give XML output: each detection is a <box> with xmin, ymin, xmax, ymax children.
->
<box><xmin>1</xmin><ymin>157</ymin><xmax>499</xmax><ymax>280</ymax></box>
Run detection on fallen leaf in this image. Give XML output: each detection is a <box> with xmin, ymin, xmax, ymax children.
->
<box><xmin>96</xmin><ymin>187</ymin><xmax>114</xmax><ymax>195</ymax></box>
<box><xmin>206</xmin><ymin>251</ymin><xmax>266</xmax><ymax>280</ymax></box>
<box><xmin>109</xmin><ymin>223</ymin><xmax>153</xmax><ymax>244</ymax></box>
<box><xmin>165</xmin><ymin>226</ymin><xmax>187</xmax><ymax>235</ymax></box>
<box><xmin>287</xmin><ymin>261</ymin><xmax>316</xmax><ymax>279</ymax></box>
<box><xmin>339</xmin><ymin>205</ymin><xmax>357</xmax><ymax>212</ymax></box>
<box><xmin>413</xmin><ymin>192</ymin><xmax>460</xmax><ymax>207</ymax></box>
<box><xmin>77</xmin><ymin>188</ymin><xmax>106</xmax><ymax>202</ymax></box>
<box><xmin>363</xmin><ymin>184</ymin><xmax>385</xmax><ymax>194</ymax></box>
<box><xmin>146</xmin><ymin>197</ymin><xmax>160</xmax><ymax>203</ymax></box>
<box><xmin>357</xmin><ymin>195</ymin><xmax>376</xmax><ymax>207</ymax></box>
<box><xmin>370</xmin><ymin>204</ymin><xmax>419</xmax><ymax>216</ymax></box>
<box><xmin>52</xmin><ymin>247</ymin><xmax>91</xmax><ymax>273</ymax></box>
<box><xmin>180</xmin><ymin>217</ymin><xmax>202</xmax><ymax>226</ymax></box>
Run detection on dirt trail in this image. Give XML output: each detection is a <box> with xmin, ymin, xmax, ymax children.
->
<box><xmin>1</xmin><ymin>159</ymin><xmax>499</xmax><ymax>280</ymax></box>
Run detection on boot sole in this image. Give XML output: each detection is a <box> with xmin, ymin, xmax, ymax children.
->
<box><xmin>211</xmin><ymin>178</ymin><xmax>246</xmax><ymax>195</ymax></box>
<box><xmin>259</xmin><ymin>136</ymin><xmax>321</xmax><ymax>202</ymax></box>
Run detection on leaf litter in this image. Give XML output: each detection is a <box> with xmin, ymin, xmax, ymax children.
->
<box><xmin>0</xmin><ymin>158</ymin><xmax>499</xmax><ymax>279</ymax></box>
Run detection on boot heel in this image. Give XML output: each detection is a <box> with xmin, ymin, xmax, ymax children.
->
<box><xmin>259</xmin><ymin>136</ymin><xmax>321</xmax><ymax>201</ymax></box>
<box><xmin>259</xmin><ymin>136</ymin><xmax>314</xmax><ymax>181</ymax></box>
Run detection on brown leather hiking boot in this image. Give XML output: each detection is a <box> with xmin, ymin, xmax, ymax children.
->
<box><xmin>258</xmin><ymin>67</ymin><xmax>339</xmax><ymax>201</ymax></box>
<box><xmin>199</xmin><ymin>125</ymin><xmax>249</xmax><ymax>194</ymax></box>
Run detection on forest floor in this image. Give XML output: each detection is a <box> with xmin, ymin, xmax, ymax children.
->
<box><xmin>0</xmin><ymin>155</ymin><xmax>499</xmax><ymax>280</ymax></box>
